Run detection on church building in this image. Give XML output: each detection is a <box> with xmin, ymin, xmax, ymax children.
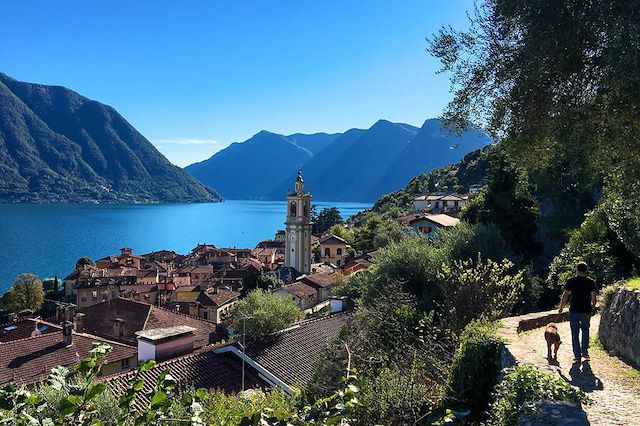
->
<box><xmin>284</xmin><ymin>170</ymin><xmax>312</xmax><ymax>274</ymax></box>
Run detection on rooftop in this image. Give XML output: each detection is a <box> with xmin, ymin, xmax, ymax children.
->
<box><xmin>135</xmin><ymin>325</ymin><xmax>196</xmax><ymax>342</ymax></box>
<box><xmin>246</xmin><ymin>313</ymin><xmax>351</xmax><ymax>387</ymax></box>
<box><xmin>0</xmin><ymin>331</ymin><xmax>136</xmax><ymax>386</ymax></box>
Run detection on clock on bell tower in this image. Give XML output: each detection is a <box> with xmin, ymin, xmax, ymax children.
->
<box><xmin>284</xmin><ymin>169</ymin><xmax>312</xmax><ymax>274</ymax></box>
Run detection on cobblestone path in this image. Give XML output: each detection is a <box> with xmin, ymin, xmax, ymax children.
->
<box><xmin>521</xmin><ymin>316</ymin><xmax>640</xmax><ymax>426</ymax></box>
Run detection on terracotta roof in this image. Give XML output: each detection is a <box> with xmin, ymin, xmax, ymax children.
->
<box><xmin>319</xmin><ymin>234</ymin><xmax>348</xmax><ymax>245</ymax></box>
<box><xmin>0</xmin><ymin>331</ymin><xmax>136</xmax><ymax>386</ymax></box>
<box><xmin>189</xmin><ymin>265</ymin><xmax>215</xmax><ymax>274</ymax></box>
<box><xmin>281</xmin><ymin>283</ymin><xmax>317</xmax><ymax>298</ymax></box>
<box><xmin>79</xmin><ymin>298</ymin><xmax>216</xmax><ymax>348</ymax></box>
<box><xmin>246</xmin><ymin>313</ymin><xmax>351</xmax><ymax>387</ymax></box>
<box><xmin>105</xmin><ymin>346</ymin><xmax>268</xmax><ymax>407</ymax></box>
<box><xmin>252</xmin><ymin>247</ymin><xmax>278</xmax><ymax>257</ymax></box>
<box><xmin>398</xmin><ymin>213</ymin><xmax>460</xmax><ymax>227</ymax></box>
<box><xmin>175</xmin><ymin>285</ymin><xmax>201</xmax><ymax>292</ymax></box>
<box><xmin>0</xmin><ymin>319</ymin><xmax>59</xmax><ymax>343</ymax></box>
<box><xmin>299</xmin><ymin>272</ymin><xmax>336</xmax><ymax>289</ymax></box>
<box><xmin>196</xmin><ymin>289</ymin><xmax>240</xmax><ymax>307</ymax></box>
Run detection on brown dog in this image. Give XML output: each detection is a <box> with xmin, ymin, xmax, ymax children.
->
<box><xmin>544</xmin><ymin>323</ymin><xmax>562</xmax><ymax>359</ymax></box>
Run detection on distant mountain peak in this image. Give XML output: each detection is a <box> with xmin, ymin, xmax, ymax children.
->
<box><xmin>0</xmin><ymin>73</ymin><xmax>221</xmax><ymax>203</ymax></box>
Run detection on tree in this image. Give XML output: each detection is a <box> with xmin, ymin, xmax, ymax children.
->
<box><xmin>461</xmin><ymin>150</ymin><xmax>540</xmax><ymax>261</ymax></box>
<box><xmin>242</xmin><ymin>273</ymin><xmax>284</xmax><ymax>296</ymax></box>
<box><xmin>74</xmin><ymin>256</ymin><xmax>94</xmax><ymax>270</ymax></box>
<box><xmin>312</xmin><ymin>207</ymin><xmax>344</xmax><ymax>236</ymax></box>
<box><xmin>229</xmin><ymin>290</ymin><xmax>300</xmax><ymax>339</ymax></box>
<box><xmin>1</xmin><ymin>273</ymin><xmax>45</xmax><ymax>313</ymax></box>
<box><xmin>328</xmin><ymin>224</ymin><xmax>355</xmax><ymax>244</ymax></box>
<box><xmin>429</xmin><ymin>0</ymin><xmax>640</xmax><ymax>195</ymax></box>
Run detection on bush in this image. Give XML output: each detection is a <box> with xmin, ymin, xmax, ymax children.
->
<box><xmin>449</xmin><ymin>319</ymin><xmax>503</xmax><ymax>419</ymax></box>
<box><xmin>548</xmin><ymin>206</ymin><xmax>627</xmax><ymax>291</ymax></box>
<box><xmin>202</xmin><ymin>388</ymin><xmax>294</xmax><ymax>425</ymax></box>
<box><xmin>489</xmin><ymin>365</ymin><xmax>589</xmax><ymax>426</ymax></box>
<box><xmin>437</xmin><ymin>256</ymin><xmax>524</xmax><ymax>332</ymax></box>
<box><xmin>598</xmin><ymin>283</ymin><xmax>622</xmax><ymax>309</ymax></box>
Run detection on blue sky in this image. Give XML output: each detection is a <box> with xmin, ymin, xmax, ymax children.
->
<box><xmin>0</xmin><ymin>1</ymin><xmax>472</xmax><ymax>166</ymax></box>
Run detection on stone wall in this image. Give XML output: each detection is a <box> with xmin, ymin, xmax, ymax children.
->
<box><xmin>598</xmin><ymin>287</ymin><xmax>640</xmax><ymax>369</ymax></box>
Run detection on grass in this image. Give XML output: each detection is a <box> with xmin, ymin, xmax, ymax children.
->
<box><xmin>622</xmin><ymin>370</ymin><xmax>640</xmax><ymax>379</ymax></box>
<box><xmin>590</xmin><ymin>336</ymin><xmax>605</xmax><ymax>352</ymax></box>
<box><xmin>626</xmin><ymin>277</ymin><xmax>640</xmax><ymax>290</ymax></box>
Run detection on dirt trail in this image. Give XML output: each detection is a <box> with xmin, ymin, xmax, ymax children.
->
<box><xmin>520</xmin><ymin>316</ymin><xmax>640</xmax><ymax>426</ymax></box>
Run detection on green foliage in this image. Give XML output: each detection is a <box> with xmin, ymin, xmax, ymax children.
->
<box><xmin>373</xmin><ymin>146</ymin><xmax>494</xmax><ymax>218</ymax></box>
<box><xmin>1</xmin><ymin>273</ymin><xmax>45</xmax><ymax>313</ymax></box>
<box><xmin>627</xmin><ymin>277</ymin><xmax>640</xmax><ymax>290</ymax></box>
<box><xmin>488</xmin><ymin>365</ymin><xmax>589</xmax><ymax>426</ymax></box>
<box><xmin>328</xmin><ymin>224</ymin><xmax>355</xmax><ymax>244</ymax></box>
<box><xmin>549</xmin><ymin>207</ymin><xmax>627</xmax><ymax>289</ymax></box>
<box><xmin>598</xmin><ymin>284</ymin><xmax>621</xmax><ymax>310</ymax></box>
<box><xmin>229</xmin><ymin>289</ymin><xmax>300</xmax><ymax>339</ymax></box>
<box><xmin>242</xmin><ymin>273</ymin><xmax>284</xmax><ymax>296</ymax></box>
<box><xmin>604</xmin><ymin>177</ymin><xmax>640</xmax><ymax>262</ymax></box>
<box><xmin>240</xmin><ymin>372</ymin><xmax>360</xmax><ymax>425</ymax></box>
<box><xmin>202</xmin><ymin>389</ymin><xmax>294</xmax><ymax>425</ymax></box>
<box><xmin>437</xmin><ymin>257</ymin><xmax>524</xmax><ymax>332</ymax></box>
<box><xmin>461</xmin><ymin>150</ymin><xmax>540</xmax><ymax>261</ymax></box>
<box><xmin>312</xmin><ymin>207</ymin><xmax>344</xmax><ymax>236</ymax></box>
<box><xmin>429</xmin><ymin>0</ymin><xmax>640</xmax><ymax>189</ymax></box>
<box><xmin>307</xmin><ymin>284</ymin><xmax>450</xmax><ymax>425</ymax></box>
<box><xmin>449</xmin><ymin>320</ymin><xmax>503</xmax><ymax>420</ymax></box>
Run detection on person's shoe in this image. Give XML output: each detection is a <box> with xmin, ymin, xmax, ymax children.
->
<box><xmin>582</xmin><ymin>354</ymin><xmax>591</xmax><ymax>361</ymax></box>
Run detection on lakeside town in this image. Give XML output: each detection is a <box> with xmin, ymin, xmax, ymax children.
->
<box><xmin>0</xmin><ymin>172</ymin><xmax>470</xmax><ymax>395</ymax></box>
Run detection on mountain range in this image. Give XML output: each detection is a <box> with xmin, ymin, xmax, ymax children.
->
<box><xmin>0</xmin><ymin>73</ymin><xmax>220</xmax><ymax>203</ymax></box>
<box><xmin>187</xmin><ymin>119</ymin><xmax>490</xmax><ymax>202</ymax></box>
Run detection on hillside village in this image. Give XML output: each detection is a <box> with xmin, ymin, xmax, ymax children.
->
<box><xmin>0</xmin><ymin>171</ymin><xmax>468</xmax><ymax>399</ymax></box>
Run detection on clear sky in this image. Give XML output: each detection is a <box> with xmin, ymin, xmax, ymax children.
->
<box><xmin>0</xmin><ymin>1</ymin><xmax>472</xmax><ymax>166</ymax></box>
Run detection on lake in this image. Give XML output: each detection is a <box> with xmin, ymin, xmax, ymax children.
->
<box><xmin>0</xmin><ymin>200</ymin><xmax>370</xmax><ymax>294</ymax></box>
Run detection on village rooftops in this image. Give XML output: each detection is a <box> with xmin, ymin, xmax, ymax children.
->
<box><xmin>398</xmin><ymin>213</ymin><xmax>460</xmax><ymax>227</ymax></box>
<box><xmin>135</xmin><ymin>325</ymin><xmax>196</xmax><ymax>343</ymax></box>
<box><xmin>78</xmin><ymin>297</ymin><xmax>216</xmax><ymax>348</ymax></box>
<box><xmin>105</xmin><ymin>345</ymin><xmax>268</xmax><ymax>408</ymax></box>
<box><xmin>197</xmin><ymin>288</ymin><xmax>241</xmax><ymax>307</ymax></box>
<box><xmin>413</xmin><ymin>193</ymin><xmax>468</xmax><ymax>202</ymax></box>
<box><xmin>0</xmin><ymin>328</ymin><xmax>136</xmax><ymax>386</ymax></box>
<box><xmin>0</xmin><ymin>318</ymin><xmax>58</xmax><ymax>343</ymax></box>
<box><xmin>280</xmin><ymin>282</ymin><xmax>318</xmax><ymax>298</ymax></box>
<box><xmin>244</xmin><ymin>313</ymin><xmax>351</xmax><ymax>388</ymax></box>
<box><xmin>318</xmin><ymin>234</ymin><xmax>348</xmax><ymax>245</ymax></box>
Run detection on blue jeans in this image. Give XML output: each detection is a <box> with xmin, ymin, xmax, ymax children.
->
<box><xmin>569</xmin><ymin>312</ymin><xmax>591</xmax><ymax>358</ymax></box>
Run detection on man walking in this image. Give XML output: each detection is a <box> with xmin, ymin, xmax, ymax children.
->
<box><xmin>559</xmin><ymin>262</ymin><xmax>598</xmax><ymax>362</ymax></box>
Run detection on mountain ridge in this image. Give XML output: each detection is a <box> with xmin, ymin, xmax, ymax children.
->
<box><xmin>0</xmin><ymin>73</ymin><xmax>221</xmax><ymax>203</ymax></box>
<box><xmin>187</xmin><ymin>118</ymin><xmax>490</xmax><ymax>202</ymax></box>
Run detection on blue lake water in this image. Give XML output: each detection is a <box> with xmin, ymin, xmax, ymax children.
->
<box><xmin>0</xmin><ymin>200</ymin><xmax>370</xmax><ymax>294</ymax></box>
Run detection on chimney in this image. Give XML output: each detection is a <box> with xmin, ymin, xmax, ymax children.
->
<box><xmin>62</xmin><ymin>321</ymin><xmax>73</xmax><ymax>346</ymax></box>
<box><xmin>136</xmin><ymin>326</ymin><xmax>196</xmax><ymax>362</ymax></box>
<box><xmin>74</xmin><ymin>313</ymin><xmax>85</xmax><ymax>333</ymax></box>
<box><xmin>113</xmin><ymin>318</ymin><xmax>125</xmax><ymax>338</ymax></box>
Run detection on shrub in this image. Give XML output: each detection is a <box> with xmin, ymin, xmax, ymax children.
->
<box><xmin>449</xmin><ymin>319</ymin><xmax>503</xmax><ymax>419</ymax></box>
<box><xmin>489</xmin><ymin>365</ymin><xmax>589</xmax><ymax>426</ymax></box>
<box><xmin>436</xmin><ymin>256</ymin><xmax>524</xmax><ymax>332</ymax></box>
<box><xmin>548</xmin><ymin>206</ymin><xmax>626</xmax><ymax>291</ymax></box>
<box><xmin>598</xmin><ymin>283</ymin><xmax>622</xmax><ymax>309</ymax></box>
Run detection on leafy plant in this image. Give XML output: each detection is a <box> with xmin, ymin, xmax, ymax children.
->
<box><xmin>488</xmin><ymin>365</ymin><xmax>589</xmax><ymax>426</ymax></box>
<box><xmin>448</xmin><ymin>320</ymin><xmax>503</xmax><ymax>420</ymax></box>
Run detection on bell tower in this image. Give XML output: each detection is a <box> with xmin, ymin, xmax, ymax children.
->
<box><xmin>285</xmin><ymin>169</ymin><xmax>312</xmax><ymax>274</ymax></box>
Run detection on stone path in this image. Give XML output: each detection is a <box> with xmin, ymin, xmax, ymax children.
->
<box><xmin>520</xmin><ymin>316</ymin><xmax>640</xmax><ymax>426</ymax></box>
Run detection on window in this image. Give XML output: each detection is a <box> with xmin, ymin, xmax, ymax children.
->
<box><xmin>290</xmin><ymin>201</ymin><xmax>297</xmax><ymax>217</ymax></box>
<box><xmin>202</xmin><ymin>311</ymin><xmax>208</xmax><ymax>320</ymax></box>
<box><xmin>454</xmin><ymin>200</ymin><xmax>459</xmax><ymax>207</ymax></box>
<box><xmin>337</xmin><ymin>260</ymin><xmax>341</xmax><ymax>266</ymax></box>
<box><xmin>102</xmin><ymin>291</ymin><xmax>108</xmax><ymax>301</ymax></box>
<box><xmin>418</xmin><ymin>226</ymin><xmax>433</xmax><ymax>234</ymax></box>
<box><xmin>121</xmin><ymin>358</ymin><xmax>130</xmax><ymax>369</ymax></box>
<box><xmin>435</xmin><ymin>202</ymin><xmax>439</xmax><ymax>208</ymax></box>
<box><xmin>303</xmin><ymin>202</ymin><xmax>308</xmax><ymax>217</ymax></box>
<box><xmin>81</xmin><ymin>293</ymin><xmax>87</xmax><ymax>303</ymax></box>
<box><xmin>443</xmin><ymin>201</ymin><xmax>449</xmax><ymax>207</ymax></box>
<box><xmin>336</xmin><ymin>248</ymin><xmax>343</xmax><ymax>256</ymax></box>
<box><xmin>92</xmin><ymin>291</ymin><xmax>98</xmax><ymax>301</ymax></box>
<box><xmin>324</xmin><ymin>247</ymin><xmax>331</xmax><ymax>257</ymax></box>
